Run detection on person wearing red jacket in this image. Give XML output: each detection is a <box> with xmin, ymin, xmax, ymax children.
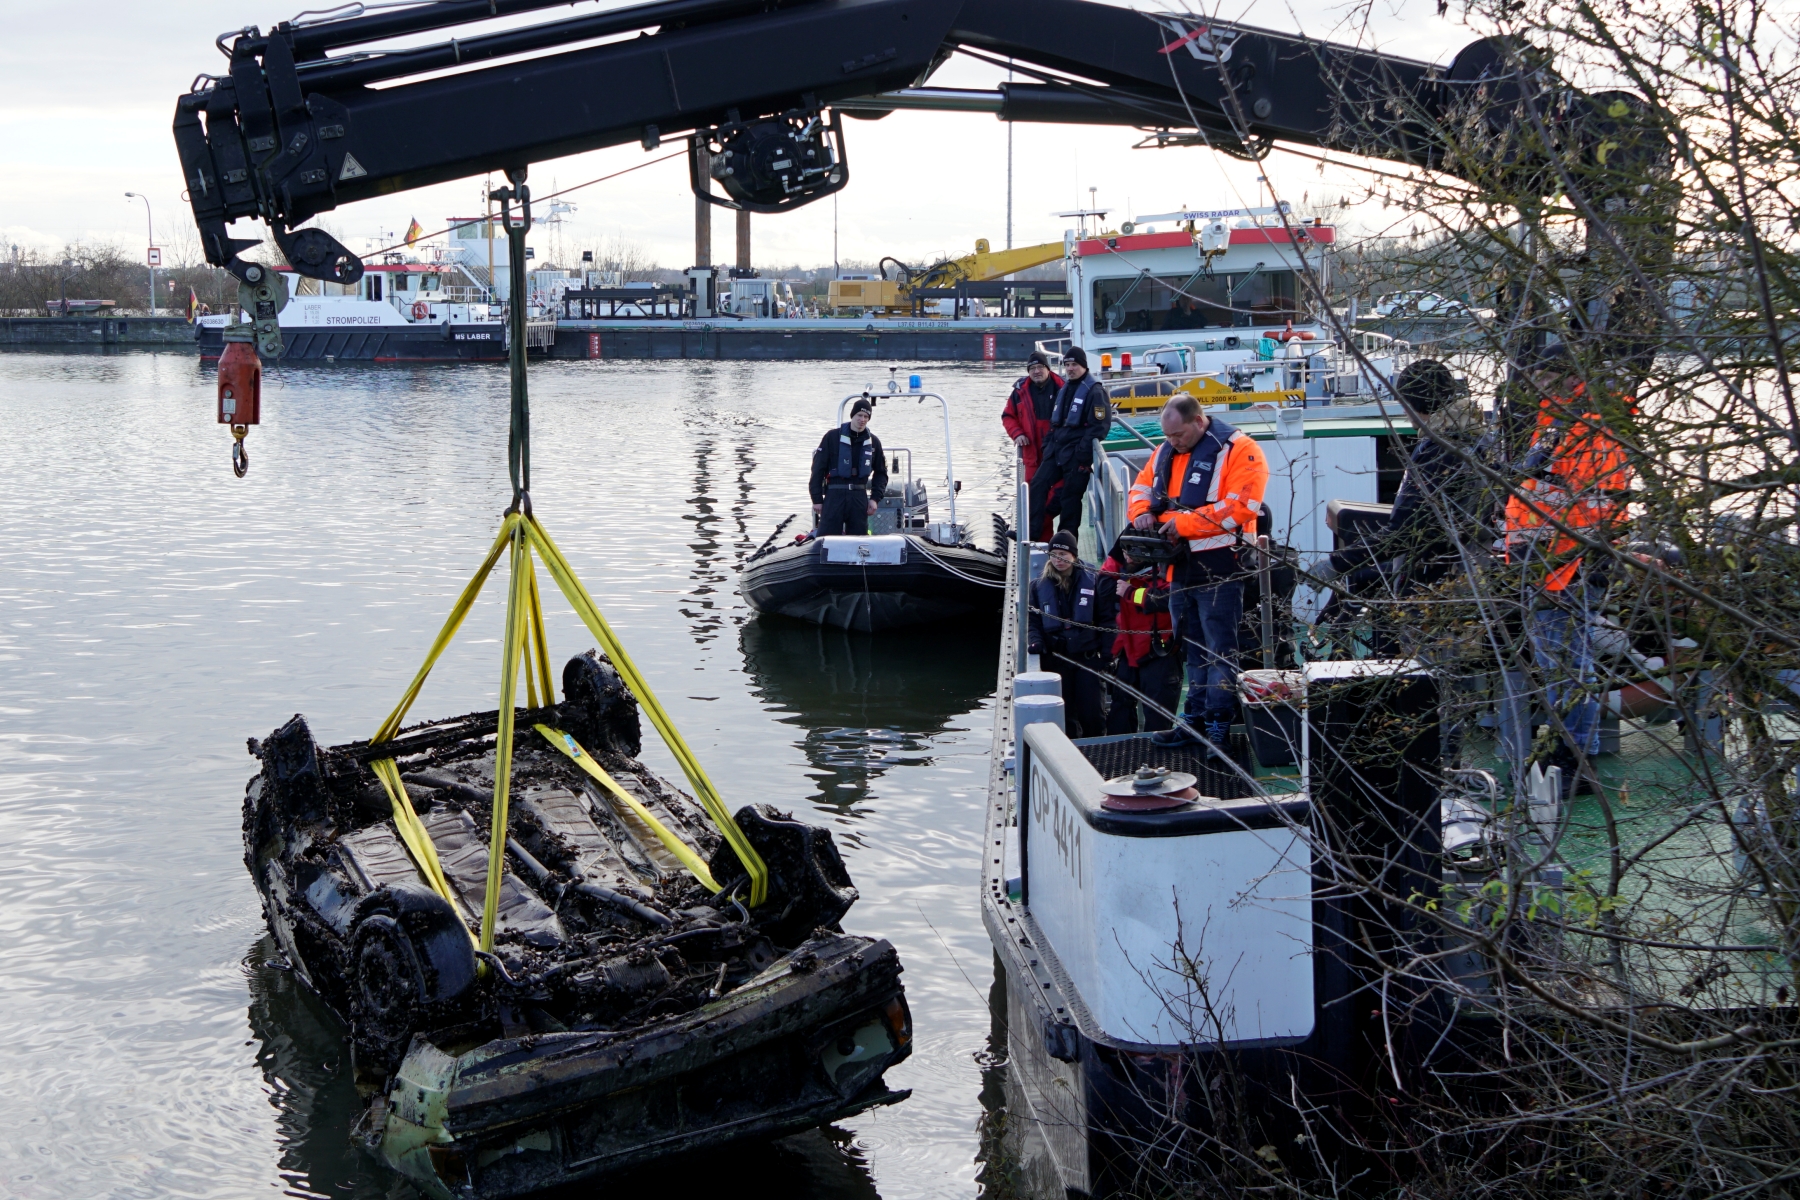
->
<box><xmin>1100</xmin><ymin>536</ymin><xmax>1179</xmax><ymax>734</ymax></box>
<box><xmin>1126</xmin><ymin>394</ymin><xmax>1270</xmax><ymax>754</ymax></box>
<box><xmin>1001</xmin><ymin>352</ymin><xmax>1063</xmax><ymax>540</ymax></box>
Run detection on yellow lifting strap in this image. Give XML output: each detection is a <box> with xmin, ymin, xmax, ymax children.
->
<box><xmin>534</xmin><ymin>724</ymin><xmax>721</xmax><ymax>892</ymax></box>
<box><xmin>521</xmin><ymin>515</ymin><xmax>768</xmax><ymax>906</ymax></box>
<box><xmin>365</xmin><ymin>515</ymin><xmax>520</xmax><ymax>943</ymax></box>
<box><xmin>363</xmin><ymin>511</ymin><xmax>770</xmax><ymax>957</ymax></box>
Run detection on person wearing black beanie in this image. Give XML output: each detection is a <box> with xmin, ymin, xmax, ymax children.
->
<box><xmin>808</xmin><ymin>398</ymin><xmax>889</xmax><ymax>536</ymax></box>
<box><xmin>1027</xmin><ymin>528</ymin><xmax>1113</xmax><ymax>737</ymax></box>
<box><xmin>1027</xmin><ymin>347</ymin><xmax>1111</xmax><ymax>537</ymax></box>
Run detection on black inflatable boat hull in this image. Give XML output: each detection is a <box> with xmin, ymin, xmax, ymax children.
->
<box><xmin>740</xmin><ymin>536</ymin><xmax>1005</xmax><ymax>632</ymax></box>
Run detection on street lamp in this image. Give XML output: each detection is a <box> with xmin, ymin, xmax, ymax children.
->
<box><xmin>124</xmin><ymin>192</ymin><xmax>157</xmax><ymax>316</ymax></box>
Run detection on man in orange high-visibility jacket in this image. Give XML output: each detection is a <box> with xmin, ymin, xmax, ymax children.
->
<box><xmin>1498</xmin><ymin>343</ymin><xmax>1635</xmax><ymax>799</ymax></box>
<box><xmin>1126</xmin><ymin>394</ymin><xmax>1270</xmax><ymax>754</ymax></box>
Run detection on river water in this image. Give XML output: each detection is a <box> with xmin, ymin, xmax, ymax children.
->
<box><xmin>0</xmin><ymin>351</ymin><xmax>1022</xmax><ymax>1199</ymax></box>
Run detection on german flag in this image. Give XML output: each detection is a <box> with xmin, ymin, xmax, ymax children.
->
<box><xmin>186</xmin><ymin>287</ymin><xmax>199</xmax><ymax>322</ymax></box>
<box><xmin>404</xmin><ymin>217</ymin><xmax>424</xmax><ymax>246</ymax></box>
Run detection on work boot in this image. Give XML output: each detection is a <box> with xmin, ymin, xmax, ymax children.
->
<box><xmin>1151</xmin><ymin>723</ymin><xmax>1200</xmax><ymax>748</ymax></box>
<box><xmin>1201</xmin><ymin>712</ymin><xmax>1237</xmax><ymax>763</ymax></box>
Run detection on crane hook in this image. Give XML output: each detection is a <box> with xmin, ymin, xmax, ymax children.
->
<box><xmin>231</xmin><ymin>425</ymin><xmax>249</xmax><ymax>478</ymax></box>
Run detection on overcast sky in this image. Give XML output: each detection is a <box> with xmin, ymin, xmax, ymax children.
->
<box><xmin>0</xmin><ymin>0</ymin><xmax>1477</xmax><ymax>272</ymax></box>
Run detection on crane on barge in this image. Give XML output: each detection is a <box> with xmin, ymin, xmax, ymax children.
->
<box><xmin>172</xmin><ymin>1</ymin><xmax>1675</xmax><ymax>1192</ymax></box>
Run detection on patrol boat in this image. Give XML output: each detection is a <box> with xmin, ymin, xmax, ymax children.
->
<box><xmin>739</xmin><ymin>380</ymin><xmax>1007</xmax><ymax>632</ymax></box>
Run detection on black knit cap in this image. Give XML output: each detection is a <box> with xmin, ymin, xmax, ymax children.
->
<box><xmin>1026</xmin><ymin>350</ymin><xmax>1050</xmax><ymax>369</ymax></box>
<box><xmin>1049</xmin><ymin>529</ymin><xmax>1080</xmax><ymax>554</ymax></box>
<box><xmin>1063</xmin><ymin>346</ymin><xmax>1089</xmax><ymax>368</ymax></box>
<box><xmin>1394</xmin><ymin>358</ymin><xmax>1466</xmax><ymax>413</ymax></box>
<box><xmin>850</xmin><ymin>398</ymin><xmax>873</xmax><ymax>416</ymax></box>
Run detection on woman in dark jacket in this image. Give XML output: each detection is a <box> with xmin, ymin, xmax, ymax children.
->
<box><xmin>1028</xmin><ymin>529</ymin><xmax>1115</xmax><ymax>738</ymax></box>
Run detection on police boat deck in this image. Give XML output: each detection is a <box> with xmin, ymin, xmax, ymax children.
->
<box><xmin>245</xmin><ymin>651</ymin><xmax>911</xmax><ymax>1199</ymax></box>
<box><xmin>739</xmin><ymin>385</ymin><xmax>1006</xmax><ymax>632</ymax></box>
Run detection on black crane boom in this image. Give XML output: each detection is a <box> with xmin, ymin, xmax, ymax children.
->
<box><xmin>172</xmin><ymin>0</ymin><xmax>1637</xmax><ymax>284</ymax></box>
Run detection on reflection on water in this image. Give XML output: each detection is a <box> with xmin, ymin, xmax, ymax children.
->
<box><xmin>244</xmin><ymin>938</ymin><xmax>382</xmax><ymax>1200</ymax></box>
<box><xmin>740</xmin><ymin>619</ymin><xmax>997</xmax><ymax>812</ymax></box>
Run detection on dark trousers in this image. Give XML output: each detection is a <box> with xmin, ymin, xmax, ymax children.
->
<box><xmin>1170</xmin><ymin>578</ymin><xmax>1244</xmax><ymax>720</ymax></box>
<box><xmin>1107</xmin><ymin>653</ymin><xmax>1182</xmax><ymax>735</ymax></box>
<box><xmin>817</xmin><ymin>486</ymin><xmax>869</xmax><ymax>536</ymax></box>
<box><xmin>1028</xmin><ymin>450</ymin><xmax>1091</xmax><ymax>536</ymax></box>
<box><xmin>1042</xmin><ymin>648</ymin><xmax>1107</xmax><ymax>739</ymax></box>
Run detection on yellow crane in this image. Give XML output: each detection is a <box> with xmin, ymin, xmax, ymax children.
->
<box><xmin>828</xmin><ymin>237</ymin><xmax>1071</xmax><ymax>315</ymax></box>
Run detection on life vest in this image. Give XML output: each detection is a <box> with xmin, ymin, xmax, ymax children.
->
<box><xmin>1150</xmin><ymin>417</ymin><xmax>1242</xmax><ymax>553</ymax></box>
<box><xmin>1034</xmin><ymin>568</ymin><xmax>1103</xmax><ymax>657</ymax></box>
<box><xmin>1050</xmin><ymin>375</ymin><xmax>1104</xmax><ymax>430</ymax></box>
<box><xmin>1102</xmin><ymin>558</ymin><xmax>1173</xmax><ymax>666</ymax></box>
<box><xmin>1504</xmin><ymin>390</ymin><xmax>1634</xmax><ymax>592</ymax></box>
<box><xmin>830</xmin><ymin>423</ymin><xmax>876</xmax><ymax>484</ymax></box>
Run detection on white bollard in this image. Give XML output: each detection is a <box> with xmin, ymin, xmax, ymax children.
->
<box><xmin>1016</xmin><ymin>693</ymin><xmax>1066</xmax><ymax>733</ymax></box>
<box><xmin>1014</xmin><ymin>671</ymin><xmax>1063</xmax><ymax>700</ymax></box>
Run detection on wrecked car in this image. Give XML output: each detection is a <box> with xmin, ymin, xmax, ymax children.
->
<box><xmin>243</xmin><ymin>650</ymin><xmax>911</xmax><ymax>1198</ymax></box>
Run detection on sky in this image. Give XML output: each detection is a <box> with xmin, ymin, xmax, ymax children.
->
<box><xmin>0</xmin><ymin>0</ymin><xmax>1480</xmax><ymax>273</ymax></box>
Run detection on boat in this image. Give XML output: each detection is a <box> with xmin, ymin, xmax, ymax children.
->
<box><xmin>739</xmin><ymin>380</ymin><xmax>1007</xmax><ymax>632</ymax></box>
<box><xmin>197</xmin><ymin>219</ymin><xmax>559</xmax><ymax>362</ymax></box>
<box><xmin>245</xmin><ymin>650</ymin><xmax>911</xmax><ymax>1199</ymax></box>
<box><xmin>978</xmin><ymin>382</ymin><xmax>1785</xmax><ymax>1196</ymax></box>
<box><xmin>1035</xmin><ymin>203</ymin><xmax>1414</xmax><ymax>411</ymax></box>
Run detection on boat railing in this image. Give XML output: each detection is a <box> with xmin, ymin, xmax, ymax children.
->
<box><xmin>1014</xmin><ymin>447</ymin><xmax>1032</xmax><ymax>674</ymax></box>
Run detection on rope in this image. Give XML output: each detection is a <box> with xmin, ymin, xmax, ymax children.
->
<box><xmin>364</xmin><ymin>506</ymin><xmax>769</xmax><ymax>957</ymax></box>
<box><xmin>909</xmin><ymin>539</ymin><xmax>1009</xmax><ymax>588</ymax></box>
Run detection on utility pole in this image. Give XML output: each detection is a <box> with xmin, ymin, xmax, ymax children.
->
<box><xmin>693</xmin><ymin>137</ymin><xmax>713</xmax><ymax>269</ymax></box>
<box><xmin>1006</xmin><ymin>59</ymin><xmax>1014</xmax><ymax>250</ymax></box>
<box><xmin>125</xmin><ymin>192</ymin><xmax>156</xmax><ymax>315</ymax></box>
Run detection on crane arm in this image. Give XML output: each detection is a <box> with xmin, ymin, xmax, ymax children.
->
<box><xmin>174</xmin><ymin>0</ymin><xmax>1659</xmax><ymax>286</ymax></box>
<box><xmin>908</xmin><ymin>239</ymin><xmax>1070</xmax><ymax>290</ymax></box>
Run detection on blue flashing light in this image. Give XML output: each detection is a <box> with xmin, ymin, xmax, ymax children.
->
<box><xmin>908</xmin><ymin>373</ymin><xmax>922</xmax><ymax>391</ymax></box>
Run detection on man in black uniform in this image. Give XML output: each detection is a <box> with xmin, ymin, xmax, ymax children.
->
<box><xmin>809</xmin><ymin>397</ymin><xmax>890</xmax><ymax>536</ymax></box>
<box><xmin>1027</xmin><ymin>346</ymin><xmax>1112</xmax><ymax>537</ymax></box>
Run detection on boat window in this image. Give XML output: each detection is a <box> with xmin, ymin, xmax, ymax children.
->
<box><xmin>367</xmin><ymin>274</ymin><xmax>383</xmax><ymax>301</ymax></box>
<box><xmin>1092</xmin><ymin>268</ymin><xmax>1297</xmax><ymax>333</ymax></box>
<box><xmin>423</xmin><ymin>274</ymin><xmax>440</xmax><ymax>291</ymax></box>
<box><xmin>392</xmin><ymin>273</ymin><xmax>409</xmax><ymax>292</ymax></box>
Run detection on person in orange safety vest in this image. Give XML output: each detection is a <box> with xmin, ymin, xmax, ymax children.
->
<box><xmin>1125</xmin><ymin>394</ymin><xmax>1270</xmax><ymax>754</ymax></box>
<box><xmin>1498</xmin><ymin>343</ymin><xmax>1636</xmax><ymax>801</ymax></box>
